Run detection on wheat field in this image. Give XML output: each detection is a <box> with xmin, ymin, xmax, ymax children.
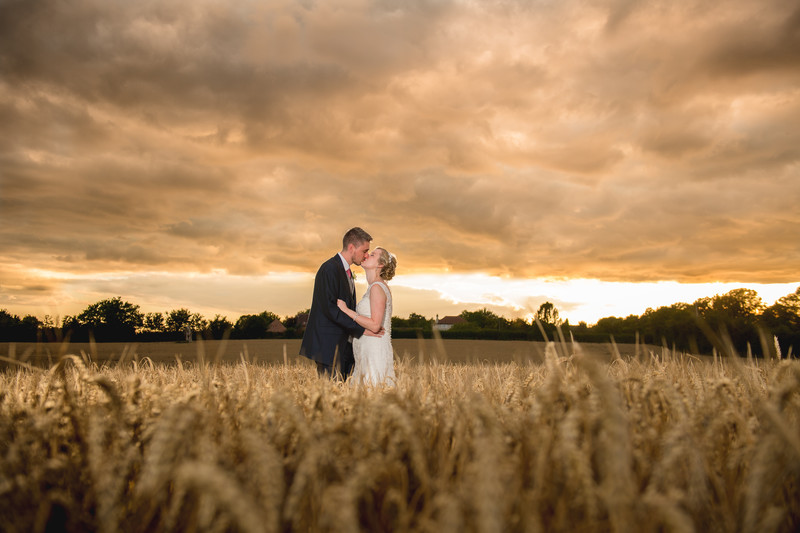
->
<box><xmin>1</xmin><ymin>338</ymin><xmax>650</xmax><ymax>367</ymax></box>
<box><xmin>1</xmin><ymin>343</ymin><xmax>799</xmax><ymax>532</ymax></box>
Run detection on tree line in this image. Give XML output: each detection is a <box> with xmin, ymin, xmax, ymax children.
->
<box><xmin>0</xmin><ymin>298</ymin><xmax>299</xmax><ymax>343</ymax></box>
<box><xmin>1</xmin><ymin>286</ymin><xmax>799</xmax><ymax>356</ymax></box>
<box><xmin>439</xmin><ymin>287</ymin><xmax>800</xmax><ymax>358</ymax></box>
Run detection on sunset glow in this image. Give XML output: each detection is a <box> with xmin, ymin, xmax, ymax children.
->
<box><xmin>1</xmin><ymin>0</ymin><xmax>798</xmax><ymax>325</ymax></box>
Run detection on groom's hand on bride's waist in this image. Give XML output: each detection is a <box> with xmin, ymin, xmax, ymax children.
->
<box><xmin>363</xmin><ymin>327</ymin><xmax>385</xmax><ymax>337</ymax></box>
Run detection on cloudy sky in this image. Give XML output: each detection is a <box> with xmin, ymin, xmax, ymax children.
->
<box><xmin>1</xmin><ymin>0</ymin><xmax>799</xmax><ymax>325</ymax></box>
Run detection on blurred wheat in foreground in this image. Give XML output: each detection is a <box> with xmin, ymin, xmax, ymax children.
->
<box><xmin>1</xmin><ymin>345</ymin><xmax>799</xmax><ymax>533</ymax></box>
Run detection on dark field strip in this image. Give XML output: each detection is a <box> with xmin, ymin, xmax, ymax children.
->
<box><xmin>1</xmin><ymin>339</ymin><xmax>656</xmax><ymax>368</ymax></box>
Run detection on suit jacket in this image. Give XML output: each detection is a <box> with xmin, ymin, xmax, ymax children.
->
<box><xmin>299</xmin><ymin>255</ymin><xmax>365</xmax><ymax>369</ymax></box>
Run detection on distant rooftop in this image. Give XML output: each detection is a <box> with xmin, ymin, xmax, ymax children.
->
<box><xmin>436</xmin><ymin>315</ymin><xmax>467</xmax><ymax>325</ymax></box>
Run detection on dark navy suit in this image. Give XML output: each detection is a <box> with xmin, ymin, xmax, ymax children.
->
<box><xmin>299</xmin><ymin>254</ymin><xmax>365</xmax><ymax>376</ymax></box>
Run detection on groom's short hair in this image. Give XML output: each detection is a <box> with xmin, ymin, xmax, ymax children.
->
<box><xmin>343</xmin><ymin>227</ymin><xmax>372</xmax><ymax>249</ymax></box>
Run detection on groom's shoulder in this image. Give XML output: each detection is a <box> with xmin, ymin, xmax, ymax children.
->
<box><xmin>318</xmin><ymin>254</ymin><xmax>341</xmax><ymax>273</ymax></box>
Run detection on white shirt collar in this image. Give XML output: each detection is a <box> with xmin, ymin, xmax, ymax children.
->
<box><xmin>337</xmin><ymin>252</ymin><xmax>350</xmax><ymax>272</ymax></box>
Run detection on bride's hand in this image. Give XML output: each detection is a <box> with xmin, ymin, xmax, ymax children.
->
<box><xmin>364</xmin><ymin>327</ymin><xmax>385</xmax><ymax>337</ymax></box>
<box><xmin>336</xmin><ymin>299</ymin><xmax>349</xmax><ymax>314</ymax></box>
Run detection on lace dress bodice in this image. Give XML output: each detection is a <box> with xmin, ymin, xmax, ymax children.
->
<box><xmin>352</xmin><ymin>281</ymin><xmax>395</xmax><ymax>386</ymax></box>
<box><xmin>355</xmin><ymin>282</ymin><xmax>392</xmax><ymax>335</ymax></box>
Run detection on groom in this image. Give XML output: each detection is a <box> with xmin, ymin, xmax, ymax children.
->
<box><xmin>300</xmin><ymin>227</ymin><xmax>372</xmax><ymax>378</ymax></box>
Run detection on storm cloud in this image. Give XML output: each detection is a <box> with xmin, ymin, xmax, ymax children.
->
<box><xmin>1</xmin><ymin>0</ymin><xmax>798</xmax><ymax>318</ymax></box>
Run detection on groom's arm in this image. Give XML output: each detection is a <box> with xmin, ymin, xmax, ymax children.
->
<box><xmin>317</xmin><ymin>262</ymin><xmax>365</xmax><ymax>337</ymax></box>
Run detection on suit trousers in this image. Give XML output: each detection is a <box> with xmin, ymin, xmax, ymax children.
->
<box><xmin>316</xmin><ymin>346</ymin><xmax>354</xmax><ymax>380</ymax></box>
<box><xmin>316</xmin><ymin>361</ymin><xmax>333</xmax><ymax>377</ymax></box>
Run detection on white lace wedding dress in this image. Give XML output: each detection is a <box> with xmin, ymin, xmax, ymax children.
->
<box><xmin>351</xmin><ymin>281</ymin><xmax>396</xmax><ymax>386</ymax></box>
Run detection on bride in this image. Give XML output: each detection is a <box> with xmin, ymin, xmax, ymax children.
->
<box><xmin>337</xmin><ymin>247</ymin><xmax>397</xmax><ymax>386</ymax></box>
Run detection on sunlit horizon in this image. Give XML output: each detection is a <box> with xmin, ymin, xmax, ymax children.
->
<box><xmin>3</xmin><ymin>265</ymin><xmax>797</xmax><ymax>327</ymax></box>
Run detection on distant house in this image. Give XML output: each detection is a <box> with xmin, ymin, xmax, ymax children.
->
<box><xmin>267</xmin><ymin>319</ymin><xmax>287</xmax><ymax>334</ymax></box>
<box><xmin>434</xmin><ymin>315</ymin><xmax>467</xmax><ymax>331</ymax></box>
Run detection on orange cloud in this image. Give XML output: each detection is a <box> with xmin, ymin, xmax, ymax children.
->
<box><xmin>0</xmin><ymin>0</ymin><xmax>798</xmax><ymax>319</ymax></box>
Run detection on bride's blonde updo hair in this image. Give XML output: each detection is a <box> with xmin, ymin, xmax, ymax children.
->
<box><xmin>376</xmin><ymin>248</ymin><xmax>397</xmax><ymax>281</ymax></box>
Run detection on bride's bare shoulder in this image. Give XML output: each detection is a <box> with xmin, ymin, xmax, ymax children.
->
<box><xmin>369</xmin><ymin>282</ymin><xmax>390</xmax><ymax>297</ymax></box>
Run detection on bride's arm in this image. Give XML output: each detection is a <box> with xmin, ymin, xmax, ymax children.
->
<box><xmin>367</xmin><ymin>284</ymin><xmax>387</xmax><ymax>332</ymax></box>
<box><xmin>336</xmin><ymin>286</ymin><xmax>386</xmax><ymax>333</ymax></box>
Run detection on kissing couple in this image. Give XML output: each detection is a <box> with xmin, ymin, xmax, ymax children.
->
<box><xmin>299</xmin><ymin>227</ymin><xmax>397</xmax><ymax>386</ymax></box>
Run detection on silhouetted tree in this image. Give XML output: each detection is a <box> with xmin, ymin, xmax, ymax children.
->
<box><xmin>233</xmin><ymin>311</ymin><xmax>281</xmax><ymax>339</ymax></box>
<box><xmin>761</xmin><ymin>286</ymin><xmax>800</xmax><ymax>357</ymax></box>
<box><xmin>762</xmin><ymin>287</ymin><xmax>800</xmax><ymax>331</ymax></box>
<box><xmin>208</xmin><ymin>315</ymin><xmax>234</xmax><ymax>339</ymax></box>
<box><xmin>407</xmin><ymin>313</ymin><xmax>433</xmax><ymax>330</ymax></box>
<box><xmin>0</xmin><ymin>310</ymin><xmax>41</xmax><ymax>341</ymax></box>
<box><xmin>61</xmin><ymin>315</ymin><xmax>84</xmax><ymax>340</ymax></box>
<box><xmin>460</xmin><ymin>308</ymin><xmax>509</xmax><ymax>330</ymax></box>
<box><xmin>76</xmin><ymin>297</ymin><xmax>143</xmax><ymax>341</ymax></box>
<box><xmin>698</xmin><ymin>289</ymin><xmax>765</xmax><ymax>355</ymax></box>
<box><xmin>535</xmin><ymin>302</ymin><xmax>562</xmax><ymax>326</ymax></box>
<box><xmin>593</xmin><ymin>315</ymin><xmax>639</xmax><ymax>343</ymax></box>
<box><xmin>281</xmin><ymin>309</ymin><xmax>309</xmax><ymax>328</ymax></box>
<box><xmin>165</xmin><ymin>309</ymin><xmax>207</xmax><ymax>337</ymax></box>
<box><xmin>143</xmin><ymin>312</ymin><xmax>165</xmax><ymax>333</ymax></box>
<box><xmin>710</xmin><ymin>288</ymin><xmax>766</xmax><ymax>318</ymax></box>
<box><xmin>640</xmin><ymin>304</ymin><xmax>707</xmax><ymax>353</ymax></box>
<box><xmin>392</xmin><ymin>313</ymin><xmax>433</xmax><ymax>332</ymax></box>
